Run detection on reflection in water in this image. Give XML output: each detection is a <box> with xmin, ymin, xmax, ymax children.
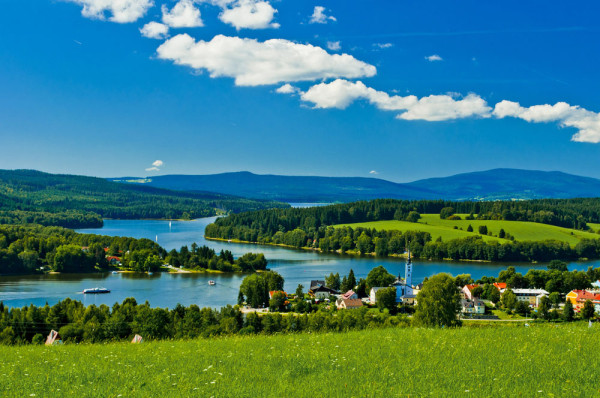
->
<box><xmin>0</xmin><ymin>216</ymin><xmax>596</xmax><ymax>309</ymax></box>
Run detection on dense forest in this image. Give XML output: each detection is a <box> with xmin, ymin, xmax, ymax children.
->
<box><xmin>205</xmin><ymin>199</ymin><xmax>600</xmax><ymax>262</ymax></box>
<box><xmin>0</xmin><ymin>225</ymin><xmax>267</xmax><ymax>275</ymax></box>
<box><xmin>0</xmin><ymin>169</ymin><xmax>288</xmax><ymax>228</ymax></box>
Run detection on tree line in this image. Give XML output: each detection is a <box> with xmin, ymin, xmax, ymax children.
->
<box><xmin>208</xmin><ymin>215</ymin><xmax>600</xmax><ymax>262</ymax></box>
<box><xmin>205</xmin><ymin>198</ymin><xmax>600</xmax><ymax>240</ymax></box>
<box><xmin>0</xmin><ymin>225</ymin><xmax>267</xmax><ymax>275</ymax></box>
<box><xmin>0</xmin><ymin>297</ymin><xmax>410</xmax><ymax>345</ymax></box>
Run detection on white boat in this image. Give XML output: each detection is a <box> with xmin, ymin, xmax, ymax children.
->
<box><xmin>83</xmin><ymin>287</ymin><xmax>110</xmax><ymax>294</ymax></box>
<box><xmin>208</xmin><ymin>280</ymin><xmax>216</xmax><ymax>286</ymax></box>
<box><xmin>112</xmin><ymin>271</ymin><xmax>119</xmax><ymax>274</ymax></box>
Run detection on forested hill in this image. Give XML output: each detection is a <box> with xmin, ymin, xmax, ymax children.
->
<box><xmin>205</xmin><ymin>198</ymin><xmax>600</xmax><ymax>262</ymax></box>
<box><xmin>110</xmin><ymin>169</ymin><xmax>600</xmax><ymax>202</ymax></box>
<box><xmin>111</xmin><ymin>172</ymin><xmax>438</xmax><ymax>202</ymax></box>
<box><xmin>0</xmin><ymin>170</ymin><xmax>288</xmax><ymax>228</ymax></box>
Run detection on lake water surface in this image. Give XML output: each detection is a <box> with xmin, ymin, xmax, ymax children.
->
<box><xmin>1</xmin><ymin>217</ymin><xmax>596</xmax><ymax>309</ymax></box>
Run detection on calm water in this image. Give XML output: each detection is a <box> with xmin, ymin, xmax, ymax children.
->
<box><xmin>1</xmin><ymin>217</ymin><xmax>596</xmax><ymax>309</ymax></box>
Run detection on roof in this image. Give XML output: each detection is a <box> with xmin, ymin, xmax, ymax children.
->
<box><xmin>106</xmin><ymin>256</ymin><xmax>121</xmax><ymax>261</ymax></box>
<box><xmin>462</xmin><ymin>299</ymin><xmax>485</xmax><ymax>308</ymax></box>
<box><xmin>568</xmin><ymin>290</ymin><xmax>600</xmax><ymax>302</ymax></box>
<box><xmin>342</xmin><ymin>290</ymin><xmax>356</xmax><ymax>299</ymax></box>
<box><xmin>340</xmin><ymin>298</ymin><xmax>363</xmax><ymax>308</ymax></box>
<box><xmin>310</xmin><ymin>280</ymin><xmax>325</xmax><ymax>289</ymax></box>
<box><xmin>310</xmin><ymin>285</ymin><xmax>338</xmax><ymax>294</ymax></box>
<box><xmin>464</xmin><ymin>284</ymin><xmax>480</xmax><ymax>292</ymax></box>
<box><xmin>493</xmin><ymin>282</ymin><xmax>507</xmax><ymax>290</ymax></box>
<box><xmin>511</xmin><ymin>288</ymin><xmax>549</xmax><ymax>295</ymax></box>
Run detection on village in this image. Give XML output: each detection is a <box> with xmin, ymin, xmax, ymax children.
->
<box><xmin>256</xmin><ymin>254</ymin><xmax>600</xmax><ymax>321</ymax></box>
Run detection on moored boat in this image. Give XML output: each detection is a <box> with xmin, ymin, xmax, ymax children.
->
<box><xmin>208</xmin><ymin>280</ymin><xmax>216</xmax><ymax>286</ymax></box>
<box><xmin>83</xmin><ymin>287</ymin><xmax>111</xmax><ymax>294</ymax></box>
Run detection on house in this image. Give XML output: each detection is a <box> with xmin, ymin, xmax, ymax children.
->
<box><xmin>493</xmin><ymin>282</ymin><xmax>507</xmax><ymax>291</ymax></box>
<box><xmin>462</xmin><ymin>284</ymin><xmax>480</xmax><ymax>300</ymax></box>
<box><xmin>336</xmin><ymin>298</ymin><xmax>363</xmax><ymax>310</ymax></box>
<box><xmin>309</xmin><ymin>285</ymin><xmax>338</xmax><ymax>299</ymax></box>
<box><xmin>341</xmin><ymin>290</ymin><xmax>358</xmax><ymax>300</ymax></box>
<box><xmin>369</xmin><ymin>287</ymin><xmax>386</xmax><ymax>304</ymax></box>
<box><xmin>106</xmin><ymin>256</ymin><xmax>121</xmax><ymax>265</ymax></box>
<box><xmin>510</xmin><ymin>289</ymin><xmax>549</xmax><ymax>307</ymax></box>
<box><xmin>269</xmin><ymin>290</ymin><xmax>287</xmax><ymax>299</ymax></box>
<box><xmin>566</xmin><ymin>290</ymin><xmax>600</xmax><ymax>312</ymax></box>
<box><xmin>461</xmin><ymin>299</ymin><xmax>485</xmax><ymax>314</ymax></box>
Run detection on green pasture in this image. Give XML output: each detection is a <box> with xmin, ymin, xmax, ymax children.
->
<box><xmin>1</xmin><ymin>324</ymin><xmax>598</xmax><ymax>397</ymax></box>
<box><xmin>336</xmin><ymin>214</ymin><xmax>600</xmax><ymax>245</ymax></box>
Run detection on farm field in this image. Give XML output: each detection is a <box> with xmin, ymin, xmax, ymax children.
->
<box><xmin>1</xmin><ymin>324</ymin><xmax>598</xmax><ymax>397</ymax></box>
<box><xmin>336</xmin><ymin>214</ymin><xmax>600</xmax><ymax>245</ymax></box>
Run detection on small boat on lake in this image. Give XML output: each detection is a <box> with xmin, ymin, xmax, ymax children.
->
<box><xmin>83</xmin><ymin>287</ymin><xmax>110</xmax><ymax>294</ymax></box>
<box><xmin>112</xmin><ymin>271</ymin><xmax>119</xmax><ymax>274</ymax></box>
<box><xmin>208</xmin><ymin>280</ymin><xmax>216</xmax><ymax>286</ymax></box>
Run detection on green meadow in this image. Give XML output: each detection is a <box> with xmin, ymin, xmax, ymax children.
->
<box><xmin>1</xmin><ymin>323</ymin><xmax>598</xmax><ymax>397</ymax></box>
<box><xmin>336</xmin><ymin>214</ymin><xmax>600</xmax><ymax>245</ymax></box>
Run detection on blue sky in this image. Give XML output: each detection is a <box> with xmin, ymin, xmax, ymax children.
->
<box><xmin>1</xmin><ymin>0</ymin><xmax>600</xmax><ymax>182</ymax></box>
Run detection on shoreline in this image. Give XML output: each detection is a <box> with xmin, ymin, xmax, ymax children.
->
<box><xmin>204</xmin><ymin>236</ymin><xmax>586</xmax><ymax>264</ymax></box>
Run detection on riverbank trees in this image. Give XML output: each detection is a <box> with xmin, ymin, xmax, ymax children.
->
<box><xmin>0</xmin><ymin>225</ymin><xmax>268</xmax><ymax>275</ymax></box>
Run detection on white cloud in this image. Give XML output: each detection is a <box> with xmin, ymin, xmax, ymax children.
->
<box><xmin>397</xmin><ymin>93</ymin><xmax>491</xmax><ymax>121</ymax></box>
<box><xmin>369</xmin><ymin>170</ymin><xmax>378</xmax><ymax>175</ymax></box>
<box><xmin>156</xmin><ymin>34</ymin><xmax>376</xmax><ymax>86</ymax></box>
<box><xmin>162</xmin><ymin>0</ymin><xmax>203</xmax><ymax>28</ymax></box>
<box><xmin>493</xmin><ymin>100</ymin><xmax>600</xmax><ymax>143</ymax></box>
<box><xmin>275</xmin><ymin>84</ymin><xmax>300</xmax><ymax>95</ymax></box>
<box><xmin>140</xmin><ymin>21</ymin><xmax>169</xmax><ymax>39</ymax></box>
<box><xmin>219</xmin><ymin>0</ymin><xmax>279</xmax><ymax>30</ymax></box>
<box><xmin>310</xmin><ymin>6</ymin><xmax>336</xmax><ymax>24</ymax></box>
<box><xmin>373</xmin><ymin>43</ymin><xmax>393</xmax><ymax>50</ymax></box>
<box><xmin>327</xmin><ymin>41</ymin><xmax>341</xmax><ymax>51</ymax></box>
<box><xmin>425</xmin><ymin>54</ymin><xmax>443</xmax><ymax>62</ymax></box>
<box><xmin>146</xmin><ymin>159</ymin><xmax>163</xmax><ymax>172</ymax></box>
<box><xmin>68</xmin><ymin>0</ymin><xmax>153</xmax><ymax>23</ymax></box>
<box><xmin>299</xmin><ymin>79</ymin><xmax>491</xmax><ymax>121</ymax></box>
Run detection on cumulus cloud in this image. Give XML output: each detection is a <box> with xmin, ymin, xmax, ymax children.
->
<box><xmin>67</xmin><ymin>0</ymin><xmax>153</xmax><ymax>23</ymax></box>
<box><xmin>425</xmin><ymin>54</ymin><xmax>443</xmax><ymax>62</ymax></box>
<box><xmin>146</xmin><ymin>160</ymin><xmax>164</xmax><ymax>172</ymax></box>
<box><xmin>140</xmin><ymin>21</ymin><xmax>169</xmax><ymax>39</ymax></box>
<box><xmin>299</xmin><ymin>79</ymin><xmax>491</xmax><ymax>121</ymax></box>
<box><xmin>327</xmin><ymin>41</ymin><xmax>341</xmax><ymax>51</ymax></box>
<box><xmin>156</xmin><ymin>34</ymin><xmax>376</xmax><ymax>86</ymax></box>
<box><xmin>397</xmin><ymin>93</ymin><xmax>491</xmax><ymax>121</ymax></box>
<box><xmin>369</xmin><ymin>170</ymin><xmax>378</xmax><ymax>175</ymax></box>
<box><xmin>493</xmin><ymin>100</ymin><xmax>600</xmax><ymax>143</ymax></box>
<box><xmin>219</xmin><ymin>0</ymin><xmax>279</xmax><ymax>30</ymax></box>
<box><xmin>275</xmin><ymin>84</ymin><xmax>300</xmax><ymax>95</ymax></box>
<box><xmin>162</xmin><ymin>0</ymin><xmax>203</xmax><ymax>28</ymax></box>
<box><xmin>310</xmin><ymin>6</ymin><xmax>336</xmax><ymax>24</ymax></box>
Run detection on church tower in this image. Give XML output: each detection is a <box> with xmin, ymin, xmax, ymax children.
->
<box><xmin>404</xmin><ymin>249</ymin><xmax>413</xmax><ymax>297</ymax></box>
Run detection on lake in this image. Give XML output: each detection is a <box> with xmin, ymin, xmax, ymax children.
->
<box><xmin>0</xmin><ymin>217</ymin><xmax>596</xmax><ymax>309</ymax></box>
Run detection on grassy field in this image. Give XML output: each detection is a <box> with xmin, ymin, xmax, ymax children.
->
<box><xmin>336</xmin><ymin>214</ymin><xmax>600</xmax><ymax>245</ymax></box>
<box><xmin>1</xmin><ymin>324</ymin><xmax>599</xmax><ymax>397</ymax></box>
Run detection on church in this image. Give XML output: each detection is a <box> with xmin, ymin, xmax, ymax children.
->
<box><xmin>391</xmin><ymin>251</ymin><xmax>418</xmax><ymax>304</ymax></box>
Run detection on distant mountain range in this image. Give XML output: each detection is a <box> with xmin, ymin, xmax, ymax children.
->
<box><xmin>110</xmin><ymin>169</ymin><xmax>600</xmax><ymax>203</ymax></box>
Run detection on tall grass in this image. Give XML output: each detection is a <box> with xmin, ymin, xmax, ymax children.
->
<box><xmin>1</xmin><ymin>323</ymin><xmax>598</xmax><ymax>397</ymax></box>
